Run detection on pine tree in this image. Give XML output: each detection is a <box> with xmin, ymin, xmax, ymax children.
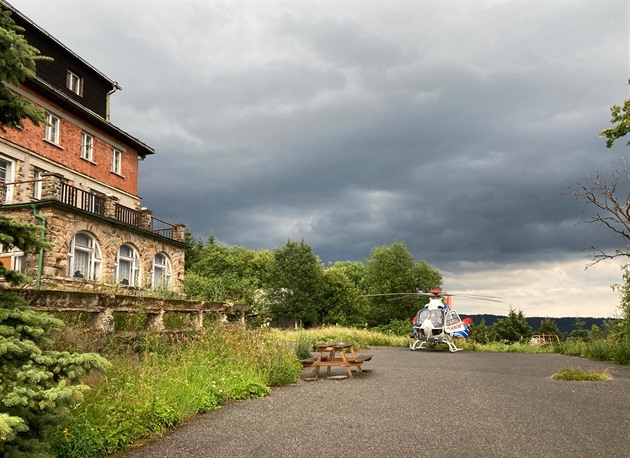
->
<box><xmin>0</xmin><ymin>7</ymin><xmax>49</xmax><ymax>130</ymax></box>
<box><xmin>0</xmin><ymin>9</ymin><xmax>108</xmax><ymax>453</ymax></box>
<box><xmin>537</xmin><ymin>317</ymin><xmax>563</xmax><ymax>340</ymax></box>
<box><xmin>493</xmin><ymin>309</ymin><xmax>533</xmax><ymax>343</ymax></box>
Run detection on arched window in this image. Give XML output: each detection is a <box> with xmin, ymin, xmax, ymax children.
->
<box><xmin>67</xmin><ymin>232</ymin><xmax>101</xmax><ymax>280</ymax></box>
<box><xmin>152</xmin><ymin>252</ymin><xmax>172</xmax><ymax>289</ymax></box>
<box><xmin>115</xmin><ymin>244</ymin><xmax>141</xmax><ymax>287</ymax></box>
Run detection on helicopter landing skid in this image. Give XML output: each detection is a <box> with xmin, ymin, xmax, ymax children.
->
<box><xmin>409</xmin><ymin>337</ymin><xmax>462</xmax><ymax>353</ymax></box>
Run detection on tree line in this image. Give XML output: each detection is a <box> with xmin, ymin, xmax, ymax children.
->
<box><xmin>184</xmin><ymin>235</ymin><xmax>442</xmax><ymax>328</ymax></box>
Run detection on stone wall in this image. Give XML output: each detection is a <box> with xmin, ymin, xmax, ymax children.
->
<box><xmin>2</xmin><ymin>203</ymin><xmax>186</xmax><ymax>292</ymax></box>
<box><xmin>12</xmin><ymin>289</ymin><xmax>246</xmax><ymax>333</ymax></box>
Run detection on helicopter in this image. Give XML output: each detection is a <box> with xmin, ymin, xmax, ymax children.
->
<box><xmin>367</xmin><ymin>289</ymin><xmax>502</xmax><ymax>352</ymax></box>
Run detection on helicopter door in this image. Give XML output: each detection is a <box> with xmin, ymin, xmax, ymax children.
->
<box><xmin>445</xmin><ymin>310</ymin><xmax>463</xmax><ymax>333</ymax></box>
<box><xmin>446</xmin><ymin>310</ymin><xmax>460</xmax><ymax>326</ymax></box>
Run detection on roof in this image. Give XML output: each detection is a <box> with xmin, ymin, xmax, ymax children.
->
<box><xmin>1</xmin><ymin>0</ymin><xmax>155</xmax><ymax>158</ymax></box>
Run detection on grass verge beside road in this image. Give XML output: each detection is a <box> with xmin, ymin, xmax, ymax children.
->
<box><xmin>47</xmin><ymin>325</ymin><xmax>629</xmax><ymax>456</ymax></box>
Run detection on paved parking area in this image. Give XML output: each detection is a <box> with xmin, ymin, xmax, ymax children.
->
<box><xmin>125</xmin><ymin>347</ymin><xmax>630</xmax><ymax>457</ymax></box>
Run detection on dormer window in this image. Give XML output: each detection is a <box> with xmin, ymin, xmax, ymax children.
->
<box><xmin>66</xmin><ymin>69</ymin><xmax>83</xmax><ymax>96</ymax></box>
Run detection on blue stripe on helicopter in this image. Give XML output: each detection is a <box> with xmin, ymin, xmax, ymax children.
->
<box><xmin>453</xmin><ymin>327</ymin><xmax>470</xmax><ymax>338</ymax></box>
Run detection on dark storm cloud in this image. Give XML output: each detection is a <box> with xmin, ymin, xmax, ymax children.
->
<box><xmin>9</xmin><ymin>0</ymin><xmax>629</xmax><ymax>315</ymax></box>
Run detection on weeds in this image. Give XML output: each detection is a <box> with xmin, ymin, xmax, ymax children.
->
<box><xmin>46</xmin><ymin>323</ymin><xmax>630</xmax><ymax>456</ymax></box>
<box><xmin>551</xmin><ymin>367</ymin><xmax>612</xmax><ymax>381</ymax></box>
<box><xmin>49</xmin><ymin>324</ymin><xmax>301</xmax><ymax>457</ymax></box>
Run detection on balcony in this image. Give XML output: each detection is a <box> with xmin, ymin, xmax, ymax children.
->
<box><xmin>0</xmin><ymin>174</ymin><xmax>184</xmax><ymax>242</ymax></box>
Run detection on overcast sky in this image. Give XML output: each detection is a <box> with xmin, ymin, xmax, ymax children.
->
<box><xmin>10</xmin><ymin>0</ymin><xmax>630</xmax><ymax>318</ymax></box>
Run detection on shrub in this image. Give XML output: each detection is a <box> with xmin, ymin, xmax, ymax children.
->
<box><xmin>0</xmin><ymin>290</ymin><xmax>109</xmax><ymax>456</ymax></box>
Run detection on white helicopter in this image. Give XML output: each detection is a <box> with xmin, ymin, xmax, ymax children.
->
<box><xmin>368</xmin><ymin>289</ymin><xmax>502</xmax><ymax>352</ymax></box>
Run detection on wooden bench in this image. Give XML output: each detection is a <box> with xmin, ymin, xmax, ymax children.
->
<box><xmin>346</xmin><ymin>354</ymin><xmax>372</xmax><ymax>374</ymax></box>
<box><xmin>300</xmin><ymin>357</ymin><xmax>318</xmax><ymax>367</ymax></box>
<box><xmin>300</xmin><ymin>346</ymin><xmax>372</xmax><ymax>378</ymax></box>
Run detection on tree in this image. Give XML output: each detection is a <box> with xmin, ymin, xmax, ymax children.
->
<box><xmin>568</xmin><ymin>163</ymin><xmax>630</xmax><ymax>264</ymax></box>
<box><xmin>0</xmin><ymin>20</ymin><xmax>107</xmax><ymax>453</ymax></box>
<box><xmin>328</xmin><ymin>260</ymin><xmax>367</xmax><ymax>294</ymax></box>
<box><xmin>569</xmin><ymin>317</ymin><xmax>589</xmax><ymax>342</ymax></box>
<box><xmin>364</xmin><ymin>241</ymin><xmax>442</xmax><ymax>325</ymax></box>
<box><xmin>183</xmin><ymin>229</ymin><xmax>204</xmax><ymax>271</ymax></box>
<box><xmin>183</xmin><ymin>236</ymin><xmax>273</xmax><ymax>325</ymax></box>
<box><xmin>320</xmin><ymin>267</ymin><xmax>368</xmax><ymax>326</ymax></box>
<box><xmin>469</xmin><ymin>318</ymin><xmax>496</xmax><ymax>344</ymax></box>
<box><xmin>266</xmin><ymin>238</ymin><xmax>325</xmax><ymax>327</ymax></box>
<box><xmin>493</xmin><ymin>309</ymin><xmax>533</xmax><ymax>343</ymax></box>
<box><xmin>568</xmin><ymin>80</ymin><xmax>630</xmax><ymax>265</ymax></box>
<box><xmin>0</xmin><ymin>216</ymin><xmax>109</xmax><ymax>456</ymax></box>
<box><xmin>599</xmin><ymin>78</ymin><xmax>630</xmax><ymax>148</ymax></box>
<box><xmin>0</xmin><ymin>7</ymin><xmax>48</xmax><ymax>130</ymax></box>
<box><xmin>537</xmin><ymin>317</ymin><xmax>563</xmax><ymax>340</ymax></box>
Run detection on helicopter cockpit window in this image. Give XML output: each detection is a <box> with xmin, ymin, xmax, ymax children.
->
<box><xmin>430</xmin><ymin>310</ymin><xmax>444</xmax><ymax>327</ymax></box>
<box><xmin>416</xmin><ymin>309</ymin><xmax>430</xmax><ymax>323</ymax></box>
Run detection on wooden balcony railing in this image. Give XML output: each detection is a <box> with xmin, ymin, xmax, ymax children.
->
<box><xmin>1</xmin><ymin>176</ymin><xmax>184</xmax><ymax>242</ymax></box>
<box><xmin>60</xmin><ymin>183</ymin><xmax>105</xmax><ymax>215</ymax></box>
<box><xmin>115</xmin><ymin>203</ymin><xmax>140</xmax><ymax>226</ymax></box>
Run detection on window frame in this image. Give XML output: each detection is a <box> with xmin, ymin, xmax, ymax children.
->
<box><xmin>44</xmin><ymin>112</ymin><xmax>60</xmax><ymax>145</ymax></box>
<box><xmin>0</xmin><ymin>243</ymin><xmax>24</xmax><ymax>273</ymax></box>
<box><xmin>67</xmin><ymin>232</ymin><xmax>102</xmax><ymax>281</ymax></box>
<box><xmin>0</xmin><ymin>155</ymin><xmax>15</xmax><ymax>203</ymax></box>
<box><xmin>32</xmin><ymin>167</ymin><xmax>43</xmax><ymax>199</ymax></box>
<box><xmin>115</xmin><ymin>243</ymin><xmax>141</xmax><ymax>287</ymax></box>
<box><xmin>111</xmin><ymin>148</ymin><xmax>122</xmax><ymax>175</ymax></box>
<box><xmin>81</xmin><ymin>132</ymin><xmax>94</xmax><ymax>161</ymax></box>
<box><xmin>66</xmin><ymin>69</ymin><xmax>83</xmax><ymax>96</ymax></box>
<box><xmin>152</xmin><ymin>252</ymin><xmax>172</xmax><ymax>289</ymax></box>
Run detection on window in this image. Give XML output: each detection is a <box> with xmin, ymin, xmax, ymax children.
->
<box><xmin>111</xmin><ymin>148</ymin><xmax>121</xmax><ymax>174</ymax></box>
<box><xmin>32</xmin><ymin>168</ymin><xmax>43</xmax><ymax>199</ymax></box>
<box><xmin>115</xmin><ymin>244</ymin><xmax>140</xmax><ymax>287</ymax></box>
<box><xmin>44</xmin><ymin>112</ymin><xmax>60</xmax><ymax>144</ymax></box>
<box><xmin>81</xmin><ymin>132</ymin><xmax>93</xmax><ymax>161</ymax></box>
<box><xmin>67</xmin><ymin>232</ymin><xmax>102</xmax><ymax>281</ymax></box>
<box><xmin>152</xmin><ymin>252</ymin><xmax>172</xmax><ymax>289</ymax></box>
<box><xmin>66</xmin><ymin>69</ymin><xmax>83</xmax><ymax>96</ymax></box>
<box><xmin>0</xmin><ymin>156</ymin><xmax>14</xmax><ymax>203</ymax></box>
<box><xmin>0</xmin><ymin>243</ymin><xmax>24</xmax><ymax>273</ymax></box>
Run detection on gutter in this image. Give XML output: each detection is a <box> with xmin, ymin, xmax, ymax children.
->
<box><xmin>30</xmin><ymin>203</ymin><xmax>46</xmax><ymax>289</ymax></box>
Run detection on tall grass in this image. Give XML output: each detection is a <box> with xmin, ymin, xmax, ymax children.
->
<box><xmin>559</xmin><ymin>338</ymin><xmax>630</xmax><ymax>365</ymax></box>
<box><xmin>50</xmin><ymin>325</ymin><xmax>301</xmax><ymax>457</ymax></box>
<box><xmin>46</xmin><ymin>324</ymin><xmax>630</xmax><ymax>456</ymax></box>
<box><xmin>279</xmin><ymin>326</ymin><xmax>409</xmax><ymax>353</ymax></box>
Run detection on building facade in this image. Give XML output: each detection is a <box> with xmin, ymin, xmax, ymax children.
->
<box><xmin>0</xmin><ymin>3</ymin><xmax>186</xmax><ymax>292</ymax></box>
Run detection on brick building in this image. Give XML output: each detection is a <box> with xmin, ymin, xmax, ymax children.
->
<box><xmin>0</xmin><ymin>2</ymin><xmax>186</xmax><ymax>292</ymax></box>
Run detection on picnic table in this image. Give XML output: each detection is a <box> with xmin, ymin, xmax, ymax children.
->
<box><xmin>301</xmin><ymin>342</ymin><xmax>372</xmax><ymax>379</ymax></box>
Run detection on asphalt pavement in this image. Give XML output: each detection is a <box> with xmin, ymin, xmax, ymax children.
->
<box><xmin>124</xmin><ymin>347</ymin><xmax>630</xmax><ymax>458</ymax></box>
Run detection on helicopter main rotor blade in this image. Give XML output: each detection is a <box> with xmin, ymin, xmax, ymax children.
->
<box><xmin>386</xmin><ymin>296</ymin><xmax>420</xmax><ymax>301</ymax></box>
<box><xmin>450</xmin><ymin>294</ymin><xmax>504</xmax><ymax>303</ymax></box>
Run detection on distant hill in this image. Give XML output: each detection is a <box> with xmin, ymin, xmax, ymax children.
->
<box><xmin>461</xmin><ymin>314</ymin><xmax>618</xmax><ymax>337</ymax></box>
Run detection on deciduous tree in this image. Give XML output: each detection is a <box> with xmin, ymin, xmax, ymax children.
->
<box><xmin>266</xmin><ymin>238</ymin><xmax>324</xmax><ymax>327</ymax></box>
<box><xmin>599</xmin><ymin>78</ymin><xmax>630</xmax><ymax>148</ymax></box>
<box><xmin>320</xmin><ymin>266</ymin><xmax>368</xmax><ymax>326</ymax></box>
<box><xmin>364</xmin><ymin>241</ymin><xmax>442</xmax><ymax>325</ymax></box>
